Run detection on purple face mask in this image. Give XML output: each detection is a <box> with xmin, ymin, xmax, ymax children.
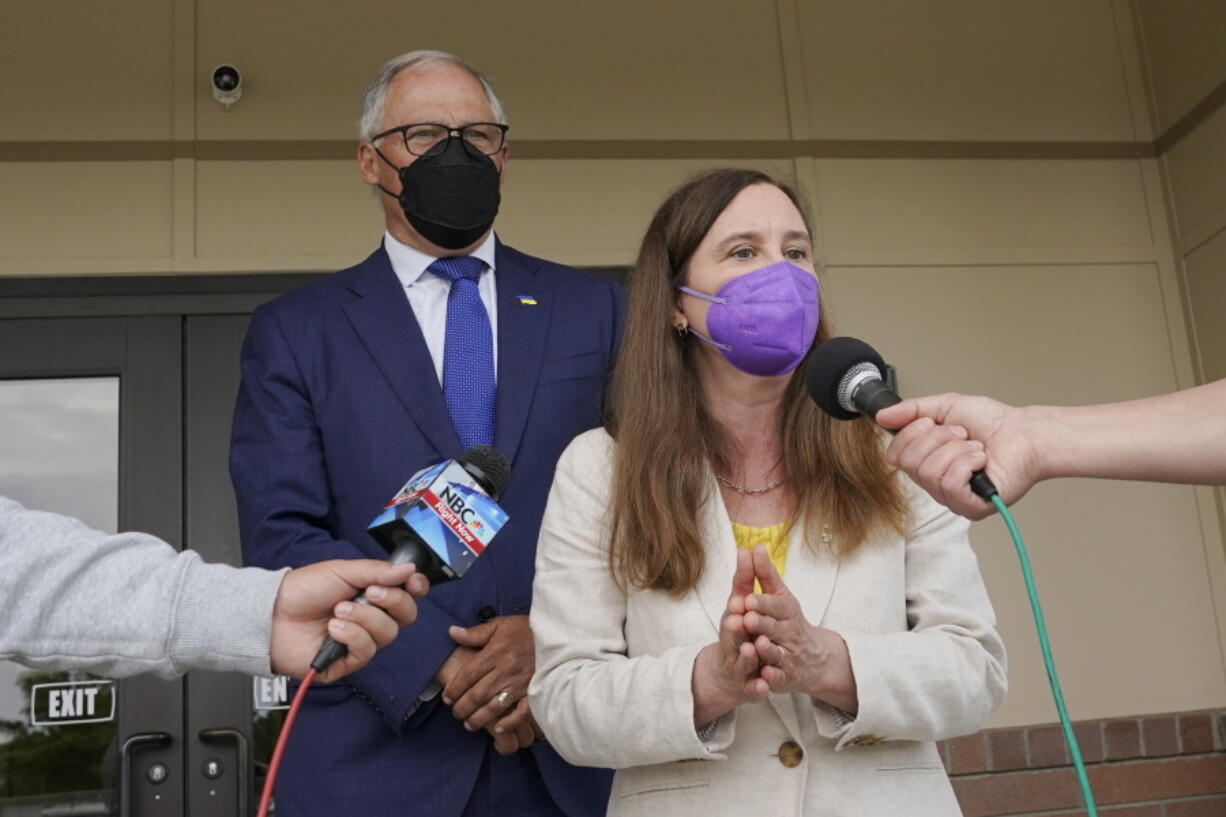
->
<box><xmin>678</xmin><ymin>260</ymin><xmax>820</xmax><ymax>377</ymax></box>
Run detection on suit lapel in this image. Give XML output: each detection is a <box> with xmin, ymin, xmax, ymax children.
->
<box><xmin>342</xmin><ymin>245</ymin><xmax>462</xmax><ymax>459</ymax></box>
<box><xmin>774</xmin><ymin>518</ymin><xmax>841</xmax><ymax>743</ymax></box>
<box><xmin>784</xmin><ymin>520</ymin><xmax>841</xmax><ymax>628</ymax></box>
<box><xmin>492</xmin><ymin>243</ymin><xmax>552</xmax><ymax>466</ymax></box>
<box><xmin>692</xmin><ymin>478</ymin><xmax>737</xmax><ymax>634</ymax></box>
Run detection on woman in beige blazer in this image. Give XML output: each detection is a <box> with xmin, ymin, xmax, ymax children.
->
<box><xmin>529</xmin><ymin>168</ymin><xmax>1007</xmax><ymax>817</ymax></box>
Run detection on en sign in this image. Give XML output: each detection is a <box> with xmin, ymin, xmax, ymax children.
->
<box><xmin>253</xmin><ymin>675</ymin><xmax>290</xmax><ymax>710</ymax></box>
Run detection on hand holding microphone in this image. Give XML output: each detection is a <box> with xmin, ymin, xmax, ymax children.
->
<box><xmin>812</xmin><ymin>338</ymin><xmax>1226</xmax><ymax>520</ymax></box>
<box><xmin>271</xmin><ymin>559</ymin><xmax>429</xmax><ymax>683</ymax></box>
<box><xmin>804</xmin><ymin>337</ymin><xmax>1001</xmax><ymax>515</ymax></box>
<box><xmin>877</xmin><ymin>383</ymin><xmax>1226</xmax><ymax>518</ymax></box>
<box><xmin>311</xmin><ymin>445</ymin><xmax>511</xmax><ymax>674</ymax></box>
<box><xmin>877</xmin><ymin>394</ymin><xmax>1044</xmax><ymax>520</ymax></box>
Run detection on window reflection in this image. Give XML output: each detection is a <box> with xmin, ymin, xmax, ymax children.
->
<box><xmin>0</xmin><ymin>377</ymin><xmax>119</xmax><ymax>808</ymax></box>
<box><xmin>0</xmin><ymin>377</ymin><xmax>119</xmax><ymax>531</ymax></box>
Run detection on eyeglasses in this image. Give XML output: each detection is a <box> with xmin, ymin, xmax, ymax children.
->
<box><xmin>371</xmin><ymin>122</ymin><xmax>509</xmax><ymax>157</ymax></box>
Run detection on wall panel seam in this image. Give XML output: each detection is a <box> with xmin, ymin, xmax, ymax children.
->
<box><xmin>0</xmin><ymin>139</ymin><xmax>1163</xmax><ymax>162</ymax></box>
<box><xmin>1116</xmin><ymin>0</ymin><xmax>1160</xmax><ymax>141</ymax></box>
<box><xmin>0</xmin><ymin>253</ymin><xmax>1171</xmax><ymax>278</ymax></box>
<box><xmin>773</xmin><ymin>0</ymin><xmax>810</xmax><ymax>142</ymax></box>
<box><xmin>1175</xmin><ymin>207</ymin><xmax>1226</xmax><ymax>257</ymax></box>
<box><xmin>1155</xmin><ymin>78</ymin><xmax>1226</xmax><ymax>155</ymax></box>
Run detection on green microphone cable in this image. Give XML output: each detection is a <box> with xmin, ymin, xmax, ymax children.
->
<box><xmin>990</xmin><ymin>493</ymin><xmax>1098</xmax><ymax>817</ymax></box>
<box><xmin>802</xmin><ymin>337</ymin><xmax>1102</xmax><ymax>813</ymax></box>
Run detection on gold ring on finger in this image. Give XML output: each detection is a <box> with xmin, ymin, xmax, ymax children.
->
<box><xmin>495</xmin><ymin>690</ymin><xmax>515</xmax><ymax>709</ymax></box>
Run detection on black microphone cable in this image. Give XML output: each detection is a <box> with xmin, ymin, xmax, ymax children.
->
<box><xmin>806</xmin><ymin>337</ymin><xmax>1099</xmax><ymax>817</ymax></box>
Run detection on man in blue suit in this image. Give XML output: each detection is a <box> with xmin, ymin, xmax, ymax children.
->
<box><xmin>230</xmin><ymin>50</ymin><xmax>621</xmax><ymax>816</ymax></box>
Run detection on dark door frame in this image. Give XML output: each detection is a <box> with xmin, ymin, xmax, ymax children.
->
<box><xmin>0</xmin><ymin>275</ymin><xmax>317</xmax><ymax>817</ymax></box>
<box><xmin>0</xmin><ymin>274</ymin><xmax>322</xmax><ymax>320</ymax></box>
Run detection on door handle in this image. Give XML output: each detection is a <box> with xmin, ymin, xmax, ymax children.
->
<box><xmin>119</xmin><ymin>731</ymin><xmax>172</xmax><ymax>817</ymax></box>
<box><xmin>200</xmin><ymin>726</ymin><xmax>251</xmax><ymax>816</ymax></box>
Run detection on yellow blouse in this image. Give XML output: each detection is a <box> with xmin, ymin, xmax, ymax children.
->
<box><xmin>731</xmin><ymin>521</ymin><xmax>790</xmax><ymax>584</ymax></box>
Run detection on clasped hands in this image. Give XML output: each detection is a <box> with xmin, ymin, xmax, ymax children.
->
<box><xmin>435</xmin><ymin>614</ymin><xmax>545</xmax><ymax>756</ymax></box>
<box><xmin>693</xmin><ymin>545</ymin><xmax>858</xmax><ymax>726</ymax></box>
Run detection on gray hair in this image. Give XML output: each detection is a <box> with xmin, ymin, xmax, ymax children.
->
<box><xmin>358</xmin><ymin>50</ymin><xmax>507</xmax><ymax>141</ymax></box>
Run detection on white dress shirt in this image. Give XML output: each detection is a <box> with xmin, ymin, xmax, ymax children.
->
<box><xmin>383</xmin><ymin>230</ymin><xmax>499</xmax><ymax>383</ymax></box>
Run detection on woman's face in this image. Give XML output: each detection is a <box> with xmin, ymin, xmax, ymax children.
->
<box><xmin>674</xmin><ymin>183</ymin><xmax>817</xmax><ymax>340</ymax></box>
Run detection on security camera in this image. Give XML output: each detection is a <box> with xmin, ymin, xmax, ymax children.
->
<box><xmin>211</xmin><ymin>64</ymin><xmax>242</xmax><ymax>108</ymax></box>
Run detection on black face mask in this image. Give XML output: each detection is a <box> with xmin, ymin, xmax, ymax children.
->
<box><xmin>376</xmin><ymin>137</ymin><xmax>502</xmax><ymax>251</ymax></box>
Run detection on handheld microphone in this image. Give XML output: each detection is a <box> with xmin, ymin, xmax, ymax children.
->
<box><xmin>804</xmin><ymin>337</ymin><xmax>997</xmax><ymax>502</ymax></box>
<box><xmin>310</xmin><ymin>445</ymin><xmax>511</xmax><ymax>673</ymax></box>
<box><xmin>367</xmin><ymin>445</ymin><xmax>511</xmax><ymax>585</ymax></box>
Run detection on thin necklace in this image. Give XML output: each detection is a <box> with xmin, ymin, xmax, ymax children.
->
<box><xmin>714</xmin><ymin>473</ymin><xmax>785</xmax><ymax>495</ymax></box>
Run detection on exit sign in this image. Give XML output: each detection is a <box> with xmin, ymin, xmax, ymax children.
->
<box><xmin>30</xmin><ymin>680</ymin><xmax>116</xmax><ymax>726</ymax></box>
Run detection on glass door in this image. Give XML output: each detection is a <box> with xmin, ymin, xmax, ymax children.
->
<box><xmin>0</xmin><ymin>317</ymin><xmax>183</xmax><ymax>817</ymax></box>
<box><xmin>0</xmin><ymin>376</ymin><xmax>120</xmax><ymax>815</ymax></box>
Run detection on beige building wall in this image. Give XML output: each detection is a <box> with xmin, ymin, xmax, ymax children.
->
<box><xmin>1136</xmin><ymin>0</ymin><xmax>1226</xmax><ymax>382</ymax></box>
<box><xmin>1</xmin><ymin>0</ymin><xmax>1223</xmax><ymax>729</ymax></box>
<box><xmin>1135</xmin><ymin>0</ymin><xmax>1226</xmax><ymax>670</ymax></box>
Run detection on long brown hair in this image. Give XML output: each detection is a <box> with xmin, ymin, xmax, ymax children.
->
<box><xmin>606</xmin><ymin>168</ymin><xmax>906</xmax><ymax>596</ymax></box>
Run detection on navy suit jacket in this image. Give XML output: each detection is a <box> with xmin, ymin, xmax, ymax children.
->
<box><xmin>230</xmin><ymin>241</ymin><xmax>622</xmax><ymax>816</ymax></box>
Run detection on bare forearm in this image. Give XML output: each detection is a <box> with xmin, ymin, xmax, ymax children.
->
<box><xmin>1033</xmin><ymin>379</ymin><xmax>1226</xmax><ymax>485</ymax></box>
<box><xmin>804</xmin><ymin>629</ymin><xmax>858</xmax><ymax>715</ymax></box>
<box><xmin>810</xmin><ymin>676</ymin><xmax>858</xmax><ymax>714</ymax></box>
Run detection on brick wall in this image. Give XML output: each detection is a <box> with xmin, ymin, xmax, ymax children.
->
<box><xmin>936</xmin><ymin>710</ymin><xmax>1226</xmax><ymax>816</ymax></box>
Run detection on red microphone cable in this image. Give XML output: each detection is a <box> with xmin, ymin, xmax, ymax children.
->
<box><xmin>258</xmin><ymin>559</ymin><xmax>398</xmax><ymax>814</ymax></box>
<box><xmin>257</xmin><ymin>667</ymin><xmax>317</xmax><ymax>817</ymax></box>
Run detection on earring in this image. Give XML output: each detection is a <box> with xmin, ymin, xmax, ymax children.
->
<box><xmin>675</xmin><ymin>324</ymin><xmax>689</xmax><ymax>339</ymax></box>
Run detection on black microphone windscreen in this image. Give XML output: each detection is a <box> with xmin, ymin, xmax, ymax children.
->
<box><xmin>804</xmin><ymin>337</ymin><xmax>887</xmax><ymax>421</ymax></box>
<box><xmin>458</xmin><ymin>445</ymin><xmax>511</xmax><ymax>499</ymax></box>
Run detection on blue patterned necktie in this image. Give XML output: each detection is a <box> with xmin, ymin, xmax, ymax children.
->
<box><xmin>427</xmin><ymin>256</ymin><xmax>495</xmax><ymax>448</ymax></box>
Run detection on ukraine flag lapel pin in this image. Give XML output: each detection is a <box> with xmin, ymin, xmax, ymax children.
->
<box><xmin>517</xmin><ymin>294</ymin><xmax>538</xmax><ymax>306</ymax></box>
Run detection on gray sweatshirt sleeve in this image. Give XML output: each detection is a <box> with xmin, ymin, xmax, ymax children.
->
<box><xmin>0</xmin><ymin>496</ymin><xmax>288</xmax><ymax>679</ymax></box>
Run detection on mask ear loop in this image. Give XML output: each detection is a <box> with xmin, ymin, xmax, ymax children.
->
<box><xmin>676</xmin><ymin>285</ymin><xmax>727</xmax><ymax>304</ymax></box>
<box><xmin>687</xmin><ymin>326</ymin><xmax>731</xmax><ymax>352</ymax></box>
<box><xmin>370</xmin><ymin>144</ymin><xmax>404</xmax><ymax>201</ymax></box>
<box><xmin>675</xmin><ymin>286</ymin><xmax>732</xmax><ymax>351</ymax></box>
